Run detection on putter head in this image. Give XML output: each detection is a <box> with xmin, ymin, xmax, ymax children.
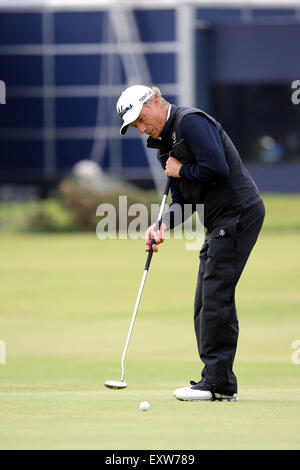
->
<box><xmin>104</xmin><ymin>380</ymin><xmax>128</xmax><ymax>390</ymax></box>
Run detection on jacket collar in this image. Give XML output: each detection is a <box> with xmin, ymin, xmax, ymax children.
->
<box><xmin>146</xmin><ymin>104</ymin><xmax>178</xmax><ymax>149</ymax></box>
<box><xmin>160</xmin><ymin>104</ymin><xmax>177</xmax><ymax>140</ymax></box>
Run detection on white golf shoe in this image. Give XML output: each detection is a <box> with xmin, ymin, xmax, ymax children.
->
<box><xmin>174</xmin><ymin>386</ymin><xmax>238</xmax><ymax>402</ymax></box>
<box><xmin>174</xmin><ymin>386</ymin><xmax>212</xmax><ymax>401</ymax></box>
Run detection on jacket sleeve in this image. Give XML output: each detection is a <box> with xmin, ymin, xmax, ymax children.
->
<box><xmin>178</xmin><ymin>114</ymin><xmax>229</xmax><ymax>183</ymax></box>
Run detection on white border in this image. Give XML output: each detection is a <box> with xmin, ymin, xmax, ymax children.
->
<box><xmin>0</xmin><ymin>1</ymin><xmax>299</xmax><ymax>11</ymax></box>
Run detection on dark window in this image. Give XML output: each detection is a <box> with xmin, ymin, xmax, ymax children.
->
<box><xmin>211</xmin><ymin>83</ymin><xmax>300</xmax><ymax>163</ymax></box>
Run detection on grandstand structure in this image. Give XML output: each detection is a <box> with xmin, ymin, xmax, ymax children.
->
<box><xmin>0</xmin><ymin>0</ymin><xmax>300</xmax><ymax>194</ymax></box>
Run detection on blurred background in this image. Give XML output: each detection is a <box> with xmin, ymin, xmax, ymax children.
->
<box><xmin>0</xmin><ymin>0</ymin><xmax>300</xmax><ymax>209</ymax></box>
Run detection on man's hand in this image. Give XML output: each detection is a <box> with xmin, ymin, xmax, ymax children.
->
<box><xmin>165</xmin><ymin>156</ymin><xmax>182</xmax><ymax>178</ymax></box>
<box><xmin>145</xmin><ymin>222</ymin><xmax>167</xmax><ymax>252</ymax></box>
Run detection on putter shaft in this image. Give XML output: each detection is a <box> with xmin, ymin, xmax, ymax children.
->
<box><xmin>119</xmin><ymin>178</ymin><xmax>171</xmax><ymax>383</ymax></box>
<box><xmin>121</xmin><ymin>269</ymin><xmax>148</xmax><ymax>382</ymax></box>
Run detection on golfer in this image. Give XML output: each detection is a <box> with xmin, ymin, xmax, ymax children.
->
<box><xmin>116</xmin><ymin>85</ymin><xmax>265</xmax><ymax>401</ymax></box>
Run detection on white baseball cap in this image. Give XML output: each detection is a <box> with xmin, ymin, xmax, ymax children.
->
<box><xmin>116</xmin><ymin>85</ymin><xmax>154</xmax><ymax>135</ymax></box>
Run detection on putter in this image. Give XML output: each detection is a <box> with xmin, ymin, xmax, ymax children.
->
<box><xmin>105</xmin><ymin>177</ymin><xmax>171</xmax><ymax>389</ymax></box>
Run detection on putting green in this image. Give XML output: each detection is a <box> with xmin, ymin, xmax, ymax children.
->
<box><xmin>0</xmin><ymin>217</ymin><xmax>299</xmax><ymax>449</ymax></box>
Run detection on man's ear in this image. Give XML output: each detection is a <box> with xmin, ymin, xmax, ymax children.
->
<box><xmin>152</xmin><ymin>95</ymin><xmax>160</xmax><ymax>107</ymax></box>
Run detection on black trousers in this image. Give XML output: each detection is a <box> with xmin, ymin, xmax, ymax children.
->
<box><xmin>193</xmin><ymin>200</ymin><xmax>265</xmax><ymax>395</ymax></box>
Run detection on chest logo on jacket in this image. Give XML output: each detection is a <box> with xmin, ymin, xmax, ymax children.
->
<box><xmin>172</xmin><ymin>131</ymin><xmax>177</xmax><ymax>146</ymax></box>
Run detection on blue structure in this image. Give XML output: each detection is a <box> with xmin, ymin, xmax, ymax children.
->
<box><xmin>0</xmin><ymin>1</ymin><xmax>299</xmax><ymax>194</ymax></box>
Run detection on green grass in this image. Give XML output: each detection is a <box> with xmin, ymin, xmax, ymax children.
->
<box><xmin>262</xmin><ymin>194</ymin><xmax>300</xmax><ymax>230</ymax></box>
<box><xmin>0</xmin><ymin>195</ymin><xmax>300</xmax><ymax>449</ymax></box>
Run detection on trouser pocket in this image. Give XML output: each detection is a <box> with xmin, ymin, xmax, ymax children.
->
<box><xmin>204</xmin><ymin>232</ymin><xmax>236</xmax><ymax>305</ymax></box>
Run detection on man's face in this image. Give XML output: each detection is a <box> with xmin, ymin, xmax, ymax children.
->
<box><xmin>130</xmin><ymin>98</ymin><xmax>167</xmax><ymax>139</ymax></box>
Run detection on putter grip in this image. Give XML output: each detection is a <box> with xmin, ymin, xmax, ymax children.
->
<box><xmin>144</xmin><ymin>178</ymin><xmax>171</xmax><ymax>271</ymax></box>
<box><xmin>144</xmin><ymin>224</ymin><xmax>160</xmax><ymax>271</ymax></box>
<box><xmin>163</xmin><ymin>177</ymin><xmax>171</xmax><ymax>196</ymax></box>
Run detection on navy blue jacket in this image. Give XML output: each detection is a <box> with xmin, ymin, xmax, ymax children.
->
<box><xmin>147</xmin><ymin>105</ymin><xmax>262</xmax><ymax>231</ymax></box>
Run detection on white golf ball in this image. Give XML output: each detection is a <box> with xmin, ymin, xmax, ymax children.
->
<box><xmin>139</xmin><ymin>401</ymin><xmax>150</xmax><ymax>411</ymax></box>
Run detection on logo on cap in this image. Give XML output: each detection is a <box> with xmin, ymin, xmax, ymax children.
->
<box><xmin>118</xmin><ymin>103</ymin><xmax>133</xmax><ymax>119</ymax></box>
<box><xmin>139</xmin><ymin>90</ymin><xmax>153</xmax><ymax>103</ymax></box>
